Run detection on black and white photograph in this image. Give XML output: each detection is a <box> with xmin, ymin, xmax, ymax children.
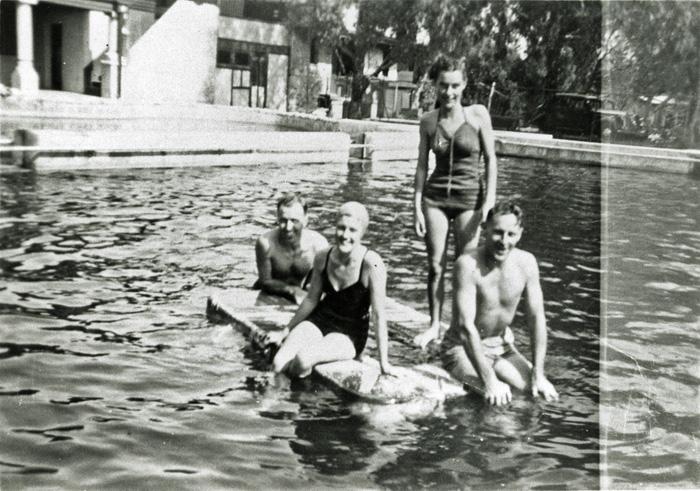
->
<box><xmin>0</xmin><ymin>0</ymin><xmax>698</xmax><ymax>489</ymax></box>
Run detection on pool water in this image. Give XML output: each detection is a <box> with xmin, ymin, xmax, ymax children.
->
<box><xmin>0</xmin><ymin>158</ymin><xmax>695</xmax><ymax>489</ymax></box>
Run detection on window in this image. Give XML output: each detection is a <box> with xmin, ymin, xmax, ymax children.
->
<box><xmin>234</xmin><ymin>51</ymin><xmax>250</xmax><ymax>67</ymax></box>
<box><xmin>242</xmin><ymin>0</ymin><xmax>285</xmax><ymax>22</ymax></box>
<box><xmin>218</xmin><ymin>0</ymin><xmax>244</xmax><ymax>18</ymax></box>
<box><xmin>217</xmin><ymin>49</ymin><xmax>232</xmax><ymax>65</ymax></box>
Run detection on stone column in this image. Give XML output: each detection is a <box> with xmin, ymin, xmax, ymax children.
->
<box><xmin>100</xmin><ymin>10</ymin><xmax>119</xmax><ymax>98</ymax></box>
<box><xmin>11</xmin><ymin>0</ymin><xmax>40</xmax><ymax>94</ymax></box>
<box><xmin>117</xmin><ymin>4</ymin><xmax>129</xmax><ymax>98</ymax></box>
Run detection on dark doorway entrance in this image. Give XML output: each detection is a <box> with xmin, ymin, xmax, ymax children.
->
<box><xmin>50</xmin><ymin>23</ymin><xmax>63</xmax><ymax>90</ymax></box>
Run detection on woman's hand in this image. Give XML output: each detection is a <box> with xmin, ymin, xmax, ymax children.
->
<box><xmin>414</xmin><ymin>207</ymin><xmax>426</xmax><ymax>238</ymax></box>
<box><xmin>260</xmin><ymin>327</ymin><xmax>288</xmax><ymax>348</ymax></box>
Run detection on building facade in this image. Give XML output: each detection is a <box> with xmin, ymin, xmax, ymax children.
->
<box><xmin>1</xmin><ymin>0</ymin><xmax>157</xmax><ymax>98</ymax></box>
<box><xmin>1</xmin><ymin>0</ymin><xmax>412</xmax><ymax>116</ymax></box>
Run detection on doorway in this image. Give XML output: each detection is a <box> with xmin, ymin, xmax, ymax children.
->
<box><xmin>50</xmin><ymin>22</ymin><xmax>62</xmax><ymax>90</ymax></box>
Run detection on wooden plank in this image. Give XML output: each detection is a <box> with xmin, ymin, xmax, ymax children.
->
<box><xmin>206</xmin><ymin>288</ymin><xmax>484</xmax><ymax>404</ymax></box>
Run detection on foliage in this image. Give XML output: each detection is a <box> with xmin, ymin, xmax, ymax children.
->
<box><xmin>608</xmin><ymin>0</ymin><xmax>700</xmax><ymax>146</ymax></box>
<box><xmin>285</xmin><ymin>0</ymin><xmax>698</xmax><ymax>143</ymax></box>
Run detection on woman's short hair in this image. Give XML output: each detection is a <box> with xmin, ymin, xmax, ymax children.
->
<box><xmin>338</xmin><ymin>201</ymin><xmax>369</xmax><ymax>232</ymax></box>
<box><xmin>428</xmin><ymin>54</ymin><xmax>467</xmax><ymax>82</ymax></box>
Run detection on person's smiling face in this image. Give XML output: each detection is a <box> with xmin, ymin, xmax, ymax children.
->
<box><xmin>484</xmin><ymin>213</ymin><xmax>523</xmax><ymax>263</ymax></box>
<box><xmin>436</xmin><ymin>69</ymin><xmax>465</xmax><ymax>110</ymax></box>
<box><xmin>335</xmin><ymin>214</ymin><xmax>364</xmax><ymax>254</ymax></box>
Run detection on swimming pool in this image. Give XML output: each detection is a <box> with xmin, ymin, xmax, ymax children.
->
<box><xmin>0</xmin><ymin>158</ymin><xmax>696</xmax><ymax>489</ymax></box>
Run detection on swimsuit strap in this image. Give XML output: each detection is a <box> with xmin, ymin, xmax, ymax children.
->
<box><xmin>323</xmin><ymin>247</ymin><xmax>332</xmax><ymax>275</ymax></box>
<box><xmin>324</xmin><ymin>247</ymin><xmax>369</xmax><ymax>290</ymax></box>
<box><xmin>358</xmin><ymin>248</ymin><xmax>369</xmax><ymax>281</ymax></box>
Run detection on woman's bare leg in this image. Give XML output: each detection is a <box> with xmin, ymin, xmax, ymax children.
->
<box><xmin>413</xmin><ymin>204</ymin><xmax>450</xmax><ymax>349</ymax></box>
<box><xmin>454</xmin><ymin>209</ymin><xmax>482</xmax><ymax>256</ymax></box>
<box><xmin>287</xmin><ymin>332</ymin><xmax>356</xmax><ymax>378</ymax></box>
<box><xmin>272</xmin><ymin>321</ymin><xmax>323</xmax><ymax>374</ymax></box>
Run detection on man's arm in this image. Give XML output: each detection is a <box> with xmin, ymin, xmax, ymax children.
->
<box><xmin>453</xmin><ymin>256</ymin><xmax>511</xmax><ymax>406</ymax></box>
<box><xmin>255</xmin><ymin>235</ymin><xmax>304</xmax><ymax>303</ymax></box>
<box><xmin>523</xmin><ymin>253</ymin><xmax>559</xmax><ymax>401</ymax></box>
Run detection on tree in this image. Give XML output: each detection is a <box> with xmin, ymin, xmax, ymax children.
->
<box><xmin>286</xmin><ymin>0</ymin><xmax>423</xmax><ymax>118</ymax></box>
<box><xmin>608</xmin><ymin>1</ymin><xmax>700</xmax><ymax>147</ymax></box>
<box><xmin>510</xmin><ymin>1</ymin><xmax>602</xmax><ymax>98</ymax></box>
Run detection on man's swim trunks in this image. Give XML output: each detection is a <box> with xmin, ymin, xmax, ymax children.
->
<box><xmin>306</xmin><ymin>248</ymin><xmax>370</xmax><ymax>355</ymax></box>
<box><xmin>423</xmin><ymin>108</ymin><xmax>484</xmax><ymax>214</ymax></box>
<box><xmin>440</xmin><ymin>327</ymin><xmax>517</xmax><ymax>382</ymax></box>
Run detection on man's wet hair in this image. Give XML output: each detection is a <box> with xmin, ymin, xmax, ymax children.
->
<box><xmin>276</xmin><ymin>193</ymin><xmax>307</xmax><ymax>213</ymax></box>
<box><xmin>428</xmin><ymin>54</ymin><xmax>467</xmax><ymax>82</ymax></box>
<box><xmin>486</xmin><ymin>201</ymin><xmax>524</xmax><ymax>226</ymax></box>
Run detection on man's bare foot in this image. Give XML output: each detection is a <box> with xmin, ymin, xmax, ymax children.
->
<box><xmin>413</xmin><ymin>326</ymin><xmax>441</xmax><ymax>350</ymax></box>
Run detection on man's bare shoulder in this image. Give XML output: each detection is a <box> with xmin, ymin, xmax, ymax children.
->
<box><xmin>511</xmin><ymin>248</ymin><xmax>539</xmax><ymax>275</ymax></box>
<box><xmin>256</xmin><ymin>229</ymin><xmax>277</xmax><ymax>251</ymax></box>
<box><xmin>455</xmin><ymin>252</ymin><xmax>479</xmax><ymax>276</ymax></box>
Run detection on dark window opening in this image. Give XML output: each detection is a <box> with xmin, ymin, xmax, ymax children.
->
<box><xmin>0</xmin><ymin>1</ymin><xmax>17</xmax><ymax>56</ymax></box>
<box><xmin>217</xmin><ymin>49</ymin><xmax>232</xmax><ymax>65</ymax></box>
<box><xmin>234</xmin><ymin>51</ymin><xmax>250</xmax><ymax>67</ymax></box>
<box><xmin>218</xmin><ymin>0</ymin><xmax>244</xmax><ymax>18</ymax></box>
<box><xmin>242</xmin><ymin>0</ymin><xmax>286</xmax><ymax>22</ymax></box>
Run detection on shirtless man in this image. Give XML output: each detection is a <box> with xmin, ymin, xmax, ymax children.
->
<box><xmin>255</xmin><ymin>193</ymin><xmax>328</xmax><ymax>304</ymax></box>
<box><xmin>441</xmin><ymin>201</ymin><xmax>559</xmax><ymax>406</ymax></box>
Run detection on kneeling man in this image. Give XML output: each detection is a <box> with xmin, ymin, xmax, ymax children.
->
<box><xmin>255</xmin><ymin>193</ymin><xmax>328</xmax><ymax>304</ymax></box>
<box><xmin>441</xmin><ymin>201</ymin><xmax>559</xmax><ymax>406</ymax></box>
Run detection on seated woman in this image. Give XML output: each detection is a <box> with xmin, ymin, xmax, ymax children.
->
<box><xmin>268</xmin><ymin>201</ymin><xmax>396</xmax><ymax>378</ymax></box>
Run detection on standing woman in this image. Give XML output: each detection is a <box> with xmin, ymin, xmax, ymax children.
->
<box><xmin>413</xmin><ymin>55</ymin><xmax>497</xmax><ymax>349</ymax></box>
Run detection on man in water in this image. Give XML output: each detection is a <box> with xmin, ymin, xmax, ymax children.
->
<box><xmin>255</xmin><ymin>193</ymin><xmax>328</xmax><ymax>304</ymax></box>
<box><xmin>441</xmin><ymin>201</ymin><xmax>559</xmax><ymax>406</ymax></box>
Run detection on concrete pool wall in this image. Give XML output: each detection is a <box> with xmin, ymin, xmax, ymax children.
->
<box><xmin>1</xmin><ymin>93</ymin><xmax>698</xmax><ymax>175</ymax></box>
<box><xmin>364</xmin><ymin>131</ymin><xmax>700</xmax><ymax>175</ymax></box>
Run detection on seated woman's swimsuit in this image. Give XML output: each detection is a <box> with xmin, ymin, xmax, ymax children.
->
<box><xmin>423</xmin><ymin>109</ymin><xmax>483</xmax><ymax>218</ymax></box>
<box><xmin>306</xmin><ymin>248</ymin><xmax>371</xmax><ymax>355</ymax></box>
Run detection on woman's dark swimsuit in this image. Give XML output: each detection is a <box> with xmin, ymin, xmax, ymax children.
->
<box><xmin>423</xmin><ymin>108</ymin><xmax>484</xmax><ymax>218</ymax></box>
<box><xmin>306</xmin><ymin>248</ymin><xmax>371</xmax><ymax>355</ymax></box>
